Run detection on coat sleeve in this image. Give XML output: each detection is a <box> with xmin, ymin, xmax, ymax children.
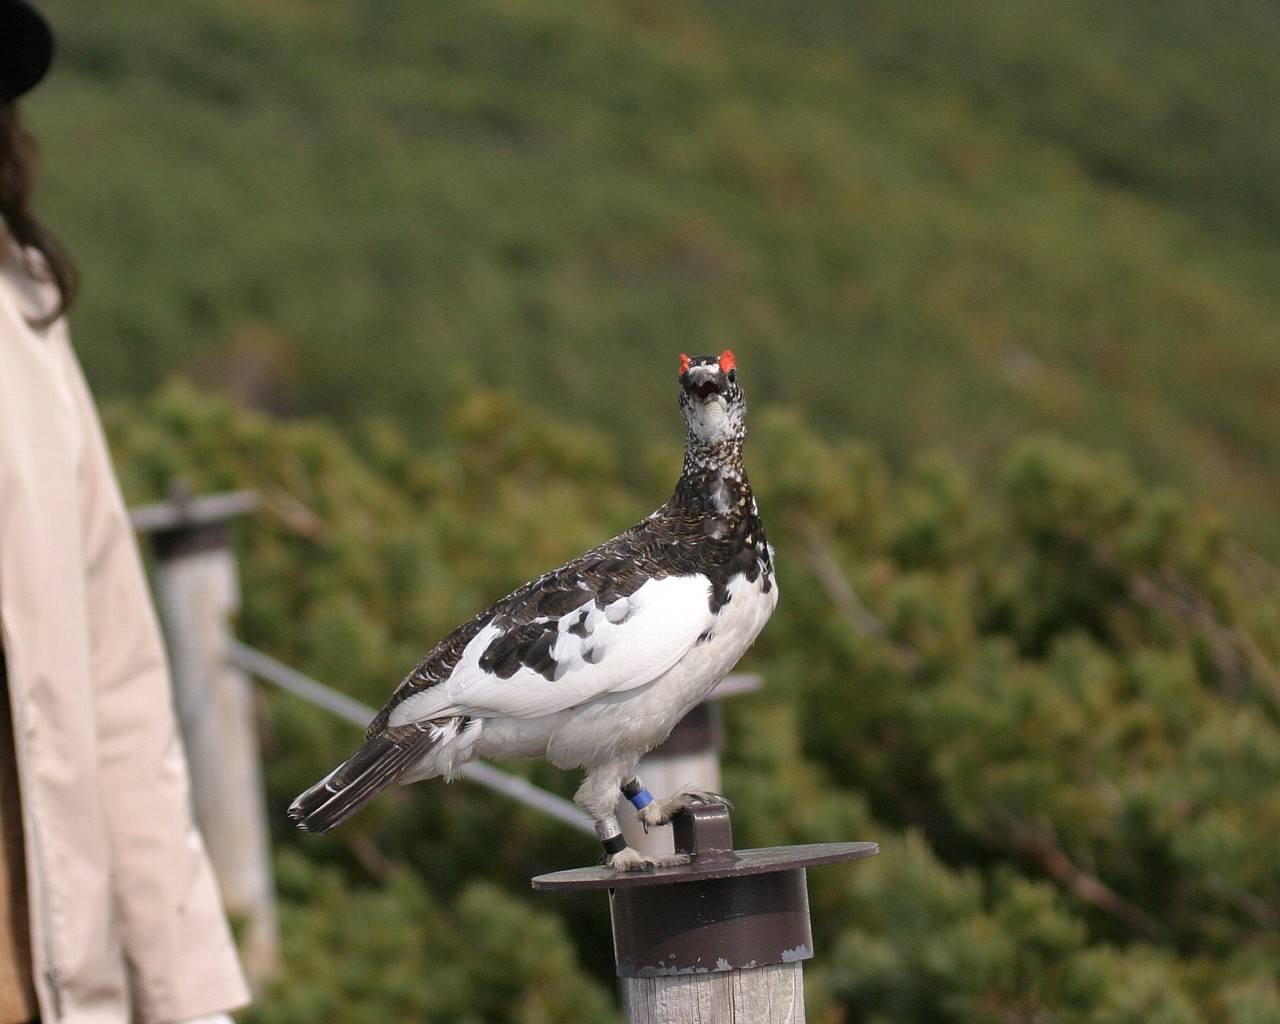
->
<box><xmin>58</xmin><ymin>332</ymin><xmax>251</xmax><ymax>1024</ymax></box>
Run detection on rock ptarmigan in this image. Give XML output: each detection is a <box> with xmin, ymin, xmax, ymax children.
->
<box><xmin>289</xmin><ymin>351</ymin><xmax>776</xmax><ymax>870</ymax></box>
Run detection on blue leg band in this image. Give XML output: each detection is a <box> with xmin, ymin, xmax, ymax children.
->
<box><xmin>628</xmin><ymin>787</ymin><xmax>654</xmax><ymax>810</ymax></box>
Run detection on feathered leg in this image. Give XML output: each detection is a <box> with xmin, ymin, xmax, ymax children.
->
<box><xmin>575</xmin><ymin>762</ymin><xmax>691</xmax><ymax>871</ymax></box>
<box><xmin>626</xmin><ymin>777</ymin><xmax>729</xmax><ymax>831</ymax></box>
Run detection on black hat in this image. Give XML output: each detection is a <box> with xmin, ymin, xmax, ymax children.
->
<box><xmin>1</xmin><ymin>0</ymin><xmax>54</xmax><ymax>100</ymax></box>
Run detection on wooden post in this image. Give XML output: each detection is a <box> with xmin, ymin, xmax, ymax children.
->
<box><xmin>622</xmin><ymin>964</ymin><xmax>804</xmax><ymax>1024</ymax></box>
<box><xmin>617</xmin><ymin>673</ymin><xmax>761</xmax><ymax>859</ymax></box>
<box><xmin>534</xmin><ymin>805</ymin><xmax>878</xmax><ymax>1024</ymax></box>
<box><xmin>131</xmin><ymin>485</ymin><xmax>278</xmax><ymax>985</ymax></box>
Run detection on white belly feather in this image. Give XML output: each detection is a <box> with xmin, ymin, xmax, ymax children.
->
<box><xmin>479</xmin><ymin>568</ymin><xmax>776</xmax><ymax>769</ymax></box>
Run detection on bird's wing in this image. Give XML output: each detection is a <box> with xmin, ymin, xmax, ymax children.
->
<box><xmin>386</xmin><ymin>573</ymin><xmax>714</xmax><ymax>725</ymax></box>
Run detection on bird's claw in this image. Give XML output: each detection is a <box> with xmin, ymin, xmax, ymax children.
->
<box><xmin>636</xmin><ymin>786</ymin><xmax>731</xmax><ymax>831</ymax></box>
<box><xmin>604</xmin><ymin>847</ymin><xmax>692</xmax><ymax>873</ymax></box>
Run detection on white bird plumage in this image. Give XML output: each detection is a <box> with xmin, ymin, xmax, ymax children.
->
<box><xmin>289</xmin><ymin>351</ymin><xmax>776</xmax><ymax>870</ymax></box>
<box><xmin>389</xmin><ymin>575</ymin><xmax>715</xmax><ymax>724</ymax></box>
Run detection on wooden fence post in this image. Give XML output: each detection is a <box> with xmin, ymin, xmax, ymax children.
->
<box><xmin>131</xmin><ymin>485</ymin><xmax>278</xmax><ymax>985</ymax></box>
<box><xmin>534</xmin><ymin>805</ymin><xmax>877</xmax><ymax>1024</ymax></box>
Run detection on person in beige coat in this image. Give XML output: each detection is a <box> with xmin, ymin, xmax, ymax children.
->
<box><xmin>0</xmin><ymin>3</ymin><xmax>251</xmax><ymax>1021</ymax></box>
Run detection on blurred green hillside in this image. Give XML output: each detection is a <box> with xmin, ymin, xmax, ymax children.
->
<box><xmin>25</xmin><ymin>0</ymin><xmax>1280</xmax><ymax>556</ymax></box>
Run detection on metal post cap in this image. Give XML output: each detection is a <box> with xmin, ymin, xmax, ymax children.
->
<box><xmin>532</xmin><ymin>804</ymin><xmax>878</xmax><ymax>978</ymax></box>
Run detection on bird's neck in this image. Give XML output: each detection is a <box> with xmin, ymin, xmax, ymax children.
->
<box><xmin>682</xmin><ymin>431</ymin><xmax>745</xmax><ymax>478</ymax></box>
<box><xmin>673</xmin><ymin>436</ymin><xmax>751</xmax><ymax>515</ymax></box>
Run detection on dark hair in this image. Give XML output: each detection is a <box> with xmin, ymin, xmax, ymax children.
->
<box><xmin>1</xmin><ymin>99</ymin><xmax>77</xmax><ymax>325</ymax></box>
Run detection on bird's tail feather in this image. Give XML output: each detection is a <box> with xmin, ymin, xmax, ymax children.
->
<box><xmin>288</xmin><ymin>726</ymin><xmax>441</xmax><ymax>834</ymax></box>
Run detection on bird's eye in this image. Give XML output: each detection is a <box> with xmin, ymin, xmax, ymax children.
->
<box><xmin>727</xmin><ymin>369</ymin><xmax>737</xmax><ymax>383</ymax></box>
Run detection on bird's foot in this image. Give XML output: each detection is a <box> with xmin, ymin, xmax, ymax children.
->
<box><xmin>637</xmin><ymin>786</ymin><xmax>731</xmax><ymax>832</ymax></box>
<box><xmin>604</xmin><ymin>846</ymin><xmax>692</xmax><ymax>873</ymax></box>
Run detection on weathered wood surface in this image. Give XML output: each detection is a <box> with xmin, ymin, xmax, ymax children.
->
<box><xmin>623</xmin><ymin>962</ymin><xmax>805</xmax><ymax>1024</ymax></box>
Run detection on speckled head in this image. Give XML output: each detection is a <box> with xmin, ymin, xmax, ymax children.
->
<box><xmin>677</xmin><ymin>350</ymin><xmax>746</xmax><ymax>455</ymax></box>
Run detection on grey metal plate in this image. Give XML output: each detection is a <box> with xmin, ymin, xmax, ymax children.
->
<box><xmin>532</xmin><ymin>840</ymin><xmax>879</xmax><ymax>891</ymax></box>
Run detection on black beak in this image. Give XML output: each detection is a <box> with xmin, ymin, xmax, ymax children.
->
<box><xmin>681</xmin><ymin>369</ymin><xmax>725</xmax><ymax>401</ymax></box>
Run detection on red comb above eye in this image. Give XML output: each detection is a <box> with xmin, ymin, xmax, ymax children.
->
<box><xmin>679</xmin><ymin>353</ymin><xmax>691</xmax><ymax>376</ymax></box>
<box><xmin>719</xmin><ymin>350</ymin><xmax>736</xmax><ymax>373</ymax></box>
